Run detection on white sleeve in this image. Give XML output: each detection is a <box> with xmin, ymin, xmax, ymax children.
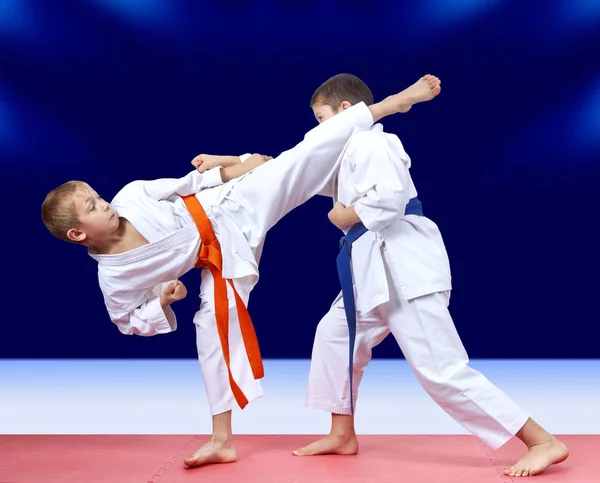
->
<box><xmin>351</xmin><ymin>132</ymin><xmax>410</xmax><ymax>232</ymax></box>
<box><xmin>110</xmin><ymin>290</ymin><xmax>177</xmax><ymax>337</ymax></box>
<box><xmin>317</xmin><ymin>176</ymin><xmax>336</xmax><ymax>198</ymax></box>
<box><xmin>239</xmin><ymin>153</ymin><xmax>252</xmax><ymax>162</ymax></box>
<box><xmin>132</xmin><ymin>169</ymin><xmax>223</xmax><ymax>201</ymax></box>
<box><xmin>107</xmin><ymin>282</ymin><xmax>177</xmax><ymax>337</ymax></box>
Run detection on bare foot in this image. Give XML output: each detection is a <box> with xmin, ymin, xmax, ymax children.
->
<box><xmin>504</xmin><ymin>436</ymin><xmax>569</xmax><ymax>477</ymax></box>
<box><xmin>292</xmin><ymin>434</ymin><xmax>359</xmax><ymax>456</ymax></box>
<box><xmin>392</xmin><ymin>74</ymin><xmax>441</xmax><ymax>113</ymax></box>
<box><xmin>183</xmin><ymin>438</ymin><xmax>237</xmax><ymax>468</ymax></box>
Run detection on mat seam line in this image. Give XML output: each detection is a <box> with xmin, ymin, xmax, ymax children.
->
<box><xmin>476</xmin><ymin>438</ymin><xmax>515</xmax><ymax>483</ymax></box>
<box><xmin>146</xmin><ymin>435</ymin><xmax>203</xmax><ymax>483</ymax></box>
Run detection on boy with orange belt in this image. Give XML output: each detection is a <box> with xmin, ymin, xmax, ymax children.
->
<box><xmin>41</xmin><ymin>76</ymin><xmax>440</xmax><ymax>468</ymax></box>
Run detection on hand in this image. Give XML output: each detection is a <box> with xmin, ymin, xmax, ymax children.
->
<box><xmin>328</xmin><ymin>202</ymin><xmax>353</xmax><ymax>230</ymax></box>
<box><xmin>191</xmin><ymin>154</ymin><xmax>219</xmax><ymax>173</ymax></box>
<box><xmin>160</xmin><ymin>280</ymin><xmax>187</xmax><ymax>307</ymax></box>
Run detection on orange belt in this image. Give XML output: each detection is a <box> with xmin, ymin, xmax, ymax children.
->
<box><xmin>181</xmin><ymin>195</ymin><xmax>264</xmax><ymax>409</ymax></box>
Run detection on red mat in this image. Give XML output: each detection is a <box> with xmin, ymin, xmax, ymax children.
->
<box><xmin>0</xmin><ymin>435</ymin><xmax>595</xmax><ymax>483</ymax></box>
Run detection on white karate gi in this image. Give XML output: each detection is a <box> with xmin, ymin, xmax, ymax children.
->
<box><xmin>88</xmin><ymin>102</ymin><xmax>375</xmax><ymax>415</ymax></box>
<box><xmin>307</xmin><ymin>124</ymin><xmax>529</xmax><ymax>450</ymax></box>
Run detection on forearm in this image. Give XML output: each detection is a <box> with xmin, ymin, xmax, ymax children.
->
<box><xmin>220</xmin><ymin>163</ymin><xmax>247</xmax><ymax>182</ymax></box>
<box><xmin>216</xmin><ymin>155</ymin><xmax>242</xmax><ymax>168</ymax></box>
<box><xmin>220</xmin><ymin>154</ymin><xmax>265</xmax><ymax>182</ymax></box>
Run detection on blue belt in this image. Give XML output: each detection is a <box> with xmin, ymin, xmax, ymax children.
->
<box><xmin>336</xmin><ymin>197</ymin><xmax>423</xmax><ymax>414</ymax></box>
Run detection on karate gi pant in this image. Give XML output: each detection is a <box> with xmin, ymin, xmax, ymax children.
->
<box><xmin>306</xmin><ymin>250</ymin><xmax>530</xmax><ymax>450</ymax></box>
<box><xmin>193</xmin><ymin>102</ymin><xmax>375</xmax><ymax>415</ymax></box>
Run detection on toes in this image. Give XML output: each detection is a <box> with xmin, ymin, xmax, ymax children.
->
<box><xmin>293</xmin><ymin>444</ymin><xmax>316</xmax><ymax>456</ymax></box>
<box><xmin>183</xmin><ymin>451</ymin><xmax>210</xmax><ymax>468</ymax></box>
<box><xmin>184</xmin><ymin>453</ymin><xmax>199</xmax><ymax>464</ymax></box>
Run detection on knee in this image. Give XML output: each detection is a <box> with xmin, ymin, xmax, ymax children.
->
<box><xmin>314</xmin><ymin>315</ymin><xmax>347</xmax><ymax>345</ymax></box>
<box><xmin>416</xmin><ymin>362</ymin><xmax>471</xmax><ymax>398</ymax></box>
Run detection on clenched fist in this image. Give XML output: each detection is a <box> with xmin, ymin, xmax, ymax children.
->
<box><xmin>160</xmin><ymin>280</ymin><xmax>187</xmax><ymax>307</ymax></box>
<box><xmin>191</xmin><ymin>154</ymin><xmax>219</xmax><ymax>173</ymax></box>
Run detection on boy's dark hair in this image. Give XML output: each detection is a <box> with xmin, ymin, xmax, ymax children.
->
<box><xmin>310</xmin><ymin>74</ymin><xmax>374</xmax><ymax>111</ymax></box>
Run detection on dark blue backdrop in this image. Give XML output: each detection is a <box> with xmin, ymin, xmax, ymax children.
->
<box><xmin>1</xmin><ymin>0</ymin><xmax>599</xmax><ymax>359</ymax></box>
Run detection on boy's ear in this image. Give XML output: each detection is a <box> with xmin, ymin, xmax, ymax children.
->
<box><xmin>340</xmin><ymin>101</ymin><xmax>352</xmax><ymax>111</ymax></box>
<box><xmin>67</xmin><ymin>227</ymin><xmax>87</xmax><ymax>243</ymax></box>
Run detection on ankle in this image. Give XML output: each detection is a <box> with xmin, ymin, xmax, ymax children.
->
<box><xmin>515</xmin><ymin>419</ymin><xmax>554</xmax><ymax>448</ymax></box>
<box><xmin>211</xmin><ymin>433</ymin><xmax>233</xmax><ymax>445</ymax></box>
<box><xmin>330</xmin><ymin>413</ymin><xmax>356</xmax><ymax>439</ymax></box>
<box><xmin>329</xmin><ymin>429</ymin><xmax>356</xmax><ymax>439</ymax></box>
<box><xmin>527</xmin><ymin>435</ymin><xmax>555</xmax><ymax>449</ymax></box>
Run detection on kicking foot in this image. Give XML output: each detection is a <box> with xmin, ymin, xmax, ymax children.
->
<box><xmin>391</xmin><ymin>74</ymin><xmax>441</xmax><ymax>113</ymax></box>
<box><xmin>504</xmin><ymin>437</ymin><xmax>569</xmax><ymax>477</ymax></box>
<box><xmin>183</xmin><ymin>438</ymin><xmax>237</xmax><ymax>468</ymax></box>
<box><xmin>292</xmin><ymin>434</ymin><xmax>359</xmax><ymax>456</ymax></box>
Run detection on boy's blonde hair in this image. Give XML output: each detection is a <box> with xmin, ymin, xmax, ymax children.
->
<box><xmin>41</xmin><ymin>181</ymin><xmax>87</xmax><ymax>242</ymax></box>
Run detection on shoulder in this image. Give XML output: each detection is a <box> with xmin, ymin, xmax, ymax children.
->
<box><xmin>350</xmin><ymin>126</ymin><xmax>387</xmax><ymax>144</ymax></box>
<box><xmin>111</xmin><ymin>180</ymin><xmax>144</xmax><ymax>205</ymax></box>
<box><xmin>346</xmin><ymin>125</ymin><xmax>392</xmax><ymax>160</ymax></box>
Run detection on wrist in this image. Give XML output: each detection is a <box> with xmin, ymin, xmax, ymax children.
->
<box><xmin>344</xmin><ymin>205</ymin><xmax>361</xmax><ymax>226</ymax></box>
<box><xmin>160</xmin><ymin>296</ymin><xmax>172</xmax><ymax>308</ymax></box>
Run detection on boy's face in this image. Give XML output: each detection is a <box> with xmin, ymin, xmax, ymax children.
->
<box><xmin>67</xmin><ymin>184</ymin><xmax>119</xmax><ymax>244</ymax></box>
<box><xmin>312</xmin><ymin>101</ymin><xmax>352</xmax><ymax>124</ymax></box>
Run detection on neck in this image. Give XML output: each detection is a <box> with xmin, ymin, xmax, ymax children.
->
<box><xmin>88</xmin><ymin>218</ymin><xmax>126</xmax><ymax>255</ymax></box>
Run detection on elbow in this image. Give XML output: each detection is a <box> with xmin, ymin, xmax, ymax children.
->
<box><xmin>386</xmin><ymin>191</ymin><xmax>410</xmax><ymax>218</ymax></box>
<box><xmin>115</xmin><ymin>324</ymin><xmax>136</xmax><ymax>336</ymax></box>
<box><xmin>113</xmin><ymin>321</ymin><xmax>149</xmax><ymax>337</ymax></box>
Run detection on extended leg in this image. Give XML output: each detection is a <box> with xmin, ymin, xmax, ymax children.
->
<box><xmin>223</xmin><ymin>76</ymin><xmax>441</xmax><ymax>250</ymax></box>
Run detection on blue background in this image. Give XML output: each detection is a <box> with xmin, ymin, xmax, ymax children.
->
<box><xmin>1</xmin><ymin>0</ymin><xmax>599</xmax><ymax>359</ymax></box>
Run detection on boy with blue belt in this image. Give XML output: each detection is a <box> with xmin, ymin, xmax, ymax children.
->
<box><xmin>294</xmin><ymin>74</ymin><xmax>568</xmax><ymax>478</ymax></box>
